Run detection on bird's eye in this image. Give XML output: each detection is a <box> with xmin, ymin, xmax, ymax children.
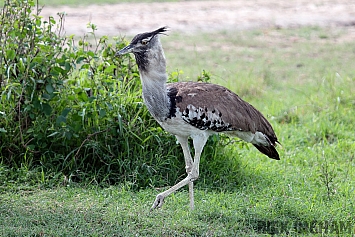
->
<box><xmin>141</xmin><ymin>39</ymin><xmax>149</xmax><ymax>45</ymax></box>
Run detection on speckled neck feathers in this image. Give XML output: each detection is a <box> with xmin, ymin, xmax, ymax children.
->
<box><xmin>133</xmin><ymin>35</ymin><xmax>170</xmax><ymax>122</ymax></box>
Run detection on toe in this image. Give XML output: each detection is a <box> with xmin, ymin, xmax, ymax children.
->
<box><xmin>151</xmin><ymin>194</ymin><xmax>165</xmax><ymax>210</ymax></box>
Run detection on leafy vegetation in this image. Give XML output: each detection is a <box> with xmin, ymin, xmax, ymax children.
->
<box><xmin>0</xmin><ymin>0</ymin><xmax>354</xmax><ymax>236</ymax></box>
<box><xmin>0</xmin><ymin>0</ymin><xmax>209</xmax><ymax>189</ymax></box>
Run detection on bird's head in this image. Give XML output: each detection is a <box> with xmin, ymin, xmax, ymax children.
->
<box><xmin>115</xmin><ymin>27</ymin><xmax>168</xmax><ymax>57</ymax></box>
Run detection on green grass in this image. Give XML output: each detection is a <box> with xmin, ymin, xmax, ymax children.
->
<box><xmin>1</xmin><ymin>26</ymin><xmax>355</xmax><ymax>236</ymax></box>
<box><xmin>1</xmin><ymin>186</ymin><xmax>354</xmax><ymax>236</ymax></box>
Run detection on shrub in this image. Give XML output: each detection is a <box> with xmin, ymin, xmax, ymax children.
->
<box><xmin>0</xmin><ymin>0</ymin><xmax>230</xmax><ymax>191</ymax></box>
<box><xmin>0</xmin><ymin>0</ymin><xmax>187</xmax><ymax>188</ymax></box>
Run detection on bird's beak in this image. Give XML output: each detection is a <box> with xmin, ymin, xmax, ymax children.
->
<box><xmin>115</xmin><ymin>44</ymin><xmax>133</xmax><ymax>57</ymax></box>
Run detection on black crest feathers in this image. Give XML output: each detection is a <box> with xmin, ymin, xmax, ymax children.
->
<box><xmin>131</xmin><ymin>26</ymin><xmax>168</xmax><ymax>44</ymax></box>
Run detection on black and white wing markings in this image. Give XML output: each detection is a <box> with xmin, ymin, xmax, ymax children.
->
<box><xmin>166</xmin><ymin>86</ymin><xmax>182</xmax><ymax>119</ymax></box>
<box><xmin>180</xmin><ymin>104</ymin><xmax>233</xmax><ymax>132</ymax></box>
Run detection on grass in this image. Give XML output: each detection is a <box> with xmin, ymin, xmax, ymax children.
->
<box><xmin>1</xmin><ymin>25</ymin><xmax>355</xmax><ymax>235</ymax></box>
<box><xmin>1</xmin><ymin>186</ymin><xmax>354</xmax><ymax>236</ymax></box>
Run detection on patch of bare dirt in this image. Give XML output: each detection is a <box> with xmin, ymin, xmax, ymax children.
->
<box><xmin>40</xmin><ymin>0</ymin><xmax>355</xmax><ymax>37</ymax></box>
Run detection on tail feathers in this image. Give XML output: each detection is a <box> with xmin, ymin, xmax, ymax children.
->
<box><xmin>253</xmin><ymin>144</ymin><xmax>280</xmax><ymax>160</ymax></box>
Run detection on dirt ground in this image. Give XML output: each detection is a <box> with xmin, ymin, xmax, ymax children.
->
<box><xmin>40</xmin><ymin>0</ymin><xmax>355</xmax><ymax>37</ymax></box>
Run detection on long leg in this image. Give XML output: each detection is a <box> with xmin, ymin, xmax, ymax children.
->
<box><xmin>151</xmin><ymin>134</ymin><xmax>208</xmax><ymax>210</ymax></box>
<box><xmin>175</xmin><ymin>135</ymin><xmax>194</xmax><ymax>209</ymax></box>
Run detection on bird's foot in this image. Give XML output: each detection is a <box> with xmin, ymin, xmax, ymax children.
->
<box><xmin>150</xmin><ymin>194</ymin><xmax>165</xmax><ymax>210</ymax></box>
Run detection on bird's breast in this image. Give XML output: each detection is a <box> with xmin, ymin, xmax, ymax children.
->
<box><xmin>159</xmin><ymin>113</ymin><xmax>216</xmax><ymax>137</ymax></box>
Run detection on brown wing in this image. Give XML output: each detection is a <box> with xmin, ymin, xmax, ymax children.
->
<box><xmin>167</xmin><ymin>81</ymin><xmax>278</xmax><ymax>145</ymax></box>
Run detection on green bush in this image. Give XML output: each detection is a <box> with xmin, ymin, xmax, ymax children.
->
<box><xmin>0</xmin><ymin>0</ymin><xmax>230</xmax><ymax>190</ymax></box>
<box><xmin>0</xmin><ymin>0</ymin><xmax>188</xmax><ymax>188</ymax></box>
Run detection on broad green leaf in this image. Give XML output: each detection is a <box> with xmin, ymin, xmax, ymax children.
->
<box><xmin>67</xmin><ymin>95</ymin><xmax>76</xmax><ymax>101</ymax></box>
<box><xmin>88</xmin><ymin>96</ymin><xmax>96</xmax><ymax>102</ymax></box>
<box><xmin>64</xmin><ymin>62</ymin><xmax>71</xmax><ymax>71</ymax></box>
<box><xmin>42</xmin><ymin>103</ymin><xmax>52</xmax><ymax>116</ymax></box>
<box><xmin>6</xmin><ymin>49</ymin><xmax>15</xmax><ymax>60</ymax></box>
<box><xmin>56</xmin><ymin>115</ymin><xmax>66</xmax><ymax>125</ymax></box>
<box><xmin>27</xmin><ymin>145</ymin><xmax>35</xmax><ymax>150</ymax></box>
<box><xmin>76</xmin><ymin>56</ymin><xmax>86</xmax><ymax>64</ymax></box>
<box><xmin>64</xmin><ymin>131</ymin><xmax>72</xmax><ymax>140</ymax></box>
<box><xmin>42</xmin><ymin>93</ymin><xmax>51</xmax><ymax>100</ymax></box>
<box><xmin>87</xmin><ymin>51</ymin><xmax>95</xmax><ymax>57</ymax></box>
<box><xmin>104</xmin><ymin>65</ymin><xmax>116</xmax><ymax>73</ymax></box>
<box><xmin>49</xmin><ymin>16</ymin><xmax>56</xmax><ymax>24</ymax></box>
<box><xmin>50</xmin><ymin>66</ymin><xmax>64</xmax><ymax>76</ymax></box>
<box><xmin>61</xmin><ymin>108</ymin><xmax>71</xmax><ymax>117</ymax></box>
<box><xmin>80</xmin><ymin>64</ymin><xmax>90</xmax><ymax>70</ymax></box>
<box><xmin>46</xmin><ymin>84</ymin><xmax>54</xmax><ymax>94</ymax></box>
<box><xmin>99</xmin><ymin>109</ymin><xmax>106</xmax><ymax>118</ymax></box>
<box><xmin>77</xmin><ymin>91</ymin><xmax>88</xmax><ymax>102</ymax></box>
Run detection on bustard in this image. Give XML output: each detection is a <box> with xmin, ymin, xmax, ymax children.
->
<box><xmin>116</xmin><ymin>27</ymin><xmax>280</xmax><ymax>210</ymax></box>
